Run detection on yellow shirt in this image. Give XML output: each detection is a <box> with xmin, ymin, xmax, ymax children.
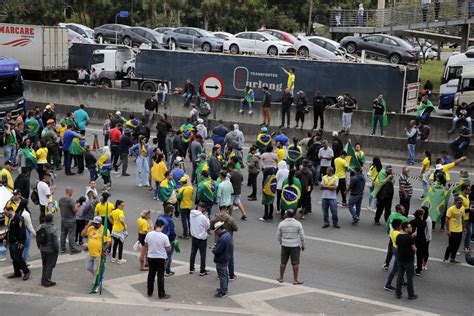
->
<box><xmin>95</xmin><ymin>202</ymin><xmax>115</xmax><ymax>217</ymax></box>
<box><xmin>442</xmin><ymin>162</ymin><xmax>455</xmax><ymax>182</ymax></box>
<box><xmin>110</xmin><ymin>208</ymin><xmax>126</xmax><ymax>232</ymax></box>
<box><xmin>151</xmin><ymin>161</ymin><xmax>168</xmax><ymax>183</ymax></box>
<box><xmin>57</xmin><ymin>125</ymin><xmax>66</xmax><ymax>139</ymax></box>
<box><xmin>276</xmin><ymin>148</ymin><xmax>285</xmax><ymax>163</ymax></box>
<box><xmin>368</xmin><ymin>165</ymin><xmax>378</xmax><ymax>181</ymax></box>
<box><xmin>390</xmin><ymin>230</ymin><xmax>401</xmax><ymax>248</ymax></box>
<box><xmin>86</xmin><ymin>226</ymin><xmax>111</xmax><ymax>257</ymax></box>
<box><xmin>446</xmin><ymin>205</ymin><xmax>465</xmax><ymax>233</ymax></box>
<box><xmin>334</xmin><ymin>157</ymin><xmax>348</xmax><ymax>179</ymax></box>
<box><xmin>178</xmin><ymin>185</ymin><xmax>194</xmax><ymax>209</ymax></box>
<box><xmin>137</xmin><ymin>217</ymin><xmax>152</xmax><ymax>235</ymax></box>
<box><xmin>421</xmin><ymin>157</ymin><xmax>430</xmax><ymax>172</ymax></box>
<box><xmin>4</xmin><ymin>200</ymin><xmax>18</xmax><ymax>225</ymax></box>
<box><xmin>36</xmin><ymin>147</ymin><xmax>48</xmax><ymax>164</ymax></box>
<box><xmin>287</xmin><ymin>73</ymin><xmax>295</xmax><ymax>90</ymax></box>
<box><xmin>140</xmin><ymin>144</ymin><xmax>146</xmax><ymax>156</ymax></box>
<box><xmin>1</xmin><ymin>168</ymin><xmax>14</xmax><ymax>191</ymax></box>
<box><xmin>460</xmin><ymin>194</ymin><xmax>470</xmax><ymax>221</ymax></box>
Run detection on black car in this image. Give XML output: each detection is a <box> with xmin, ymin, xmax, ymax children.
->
<box><xmin>340</xmin><ymin>34</ymin><xmax>417</xmax><ymax>64</ymax></box>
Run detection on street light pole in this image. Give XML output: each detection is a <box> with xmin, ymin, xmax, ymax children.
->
<box><xmin>115</xmin><ymin>13</ymin><xmax>119</xmax><ymax>44</ymax></box>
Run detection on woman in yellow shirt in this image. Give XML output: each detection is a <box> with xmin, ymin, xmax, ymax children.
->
<box><xmin>136</xmin><ymin>210</ymin><xmax>152</xmax><ymax>271</ymax></box>
<box><xmin>108</xmin><ymin>199</ymin><xmax>127</xmax><ymax>264</ymax></box>
<box><xmin>367</xmin><ymin>157</ymin><xmax>382</xmax><ymax>210</ymax></box>
<box><xmin>36</xmin><ymin>140</ymin><xmax>49</xmax><ymax>180</ymax></box>
<box><xmin>419</xmin><ymin>150</ymin><xmax>431</xmax><ymax>198</ymax></box>
<box><xmin>151</xmin><ymin>153</ymin><xmax>167</xmax><ymax>200</ymax></box>
<box><xmin>94</xmin><ymin>192</ymin><xmax>114</xmax><ymax>232</ymax></box>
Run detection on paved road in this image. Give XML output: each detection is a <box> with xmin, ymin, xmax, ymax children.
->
<box><xmin>0</xmin><ymin>128</ymin><xmax>472</xmax><ymax>315</ymax></box>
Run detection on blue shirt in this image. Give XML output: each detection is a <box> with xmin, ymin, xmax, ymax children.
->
<box><xmin>74</xmin><ymin>109</ymin><xmax>90</xmax><ymax>131</ymax></box>
<box><xmin>213</xmin><ymin>231</ymin><xmax>232</xmax><ymax>264</ymax></box>
<box><xmin>172</xmin><ymin>168</ymin><xmax>185</xmax><ymax>189</ymax></box>
<box><xmin>349</xmin><ymin>172</ymin><xmax>366</xmax><ymax>196</ymax></box>
<box><xmin>274</xmin><ymin>134</ymin><xmax>289</xmax><ymax>146</ymax></box>
<box><xmin>63</xmin><ymin>130</ymin><xmax>81</xmax><ymax>151</ymax></box>
<box><xmin>156</xmin><ymin>214</ymin><xmax>176</xmax><ymax>242</ymax></box>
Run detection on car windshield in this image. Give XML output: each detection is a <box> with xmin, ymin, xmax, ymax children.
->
<box><xmin>85</xmin><ymin>29</ymin><xmax>93</xmax><ymax>38</ymax></box>
<box><xmin>0</xmin><ymin>75</ymin><xmax>23</xmax><ymax>98</ymax></box>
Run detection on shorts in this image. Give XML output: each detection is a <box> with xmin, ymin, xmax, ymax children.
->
<box><xmin>281</xmin><ymin>246</ymin><xmax>301</xmax><ymax>265</ymax></box>
<box><xmin>138</xmin><ymin>233</ymin><xmax>146</xmax><ymax>246</ymax></box>
<box><xmin>231</xmin><ymin>195</ymin><xmax>241</xmax><ymax>206</ymax></box>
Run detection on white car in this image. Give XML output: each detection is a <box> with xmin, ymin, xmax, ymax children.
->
<box><xmin>223</xmin><ymin>31</ymin><xmax>295</xmax><ymax>56</ymax></box>
<box><xmin>419</xmin><ymin>47</ymin><xmax>439</xmax><ymax>60</ymax></box>
<box><xmin>59</xmin><ymin>22</ymin><xmax>94</xmax><ymax>40</ymax></box>
<box><xmin>293</xmin><ymin>36</ymin><xmax>343</xmax><ymax>60</ymax></box>
<box><xmin>67</xmin><ymin>28</ymin><xmax>95</xmax><ymax>44</ymax></box>
<box><xmin>213</xmin><ymin>31</ymin><xmax>234</xmax><ymax>41</ymax></box>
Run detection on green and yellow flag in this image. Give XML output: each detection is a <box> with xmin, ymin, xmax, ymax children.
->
<box><xmin>90</xmin><ymin>204</ymin><xmax>109</xmax><ymax>294</ymax></box>
<box><xmin>343</xmin><ymin>142</ymin><xmax>360</xmax><ymax>170</ymax></box>
<box><xmin>421</xmin><ymin>183</ymin><xmax>451</xmax><ymax>222</ymax></box>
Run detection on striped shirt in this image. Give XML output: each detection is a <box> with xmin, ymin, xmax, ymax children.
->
<box><xmin>277</xmin><ymin>218</ymin><xmax>305</xmax><ymax>248</ymax></box>
<box><xmin>398</xmin><ymin>174</ymin><xmax>413</xmax><ymax>197</ymax></box>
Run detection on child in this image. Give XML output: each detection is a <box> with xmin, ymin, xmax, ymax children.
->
<box><xmin>84</xmin><ymin>145</ymin><xmax>98</xmax><ymax>181</ymax></box>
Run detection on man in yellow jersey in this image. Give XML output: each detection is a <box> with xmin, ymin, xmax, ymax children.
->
<box><xmin>281</xmin><ymin>67</ymin><xmax>295</xmax><ymax>96</ymax></box>
<box><xmin>0</xmin><ymin>160</ymin><xmax>14</xmax><ymax>192</ymax></box>
<box><xmin>384</xmin><ymin>218</ymin><xmax>403</xmax><ymax>291</ymax></box>
<box><xmin>334</xmin><ymin>151</ymin><xmax>348</xmax><ymax>207</ymax></box>
<box><xmin>444</xmin><ymin>197</ymin><xmax>465</xmax><ymax>264</ymax></box>
<box><xmin>459</xmin><ymin>184</ymin><xmax>472</xmax><ymax>252</ymax></box>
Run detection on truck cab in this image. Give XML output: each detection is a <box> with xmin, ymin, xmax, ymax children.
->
<box><xmin>454</xmin><ymin>71</ymin><xmax>474</xmax><ymax>114</ymax></box>
<box><xmin>90</xmin><ymin>46</ymin><xmax>135</xmax><ymax>87</ymax></box>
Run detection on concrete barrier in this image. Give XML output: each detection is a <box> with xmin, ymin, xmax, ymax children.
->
<box><xmin>24</xmin><ymin>81</ymin><xmax>473</xmax><ymax>165</ymax></box>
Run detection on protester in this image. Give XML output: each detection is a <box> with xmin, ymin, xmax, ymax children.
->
<box><xmin>341</xmin><ymin>93</ymin><xmax>356</xmax><ymax>134</ymax></box>
<box><xmin>294</xmin><ymin>91</ymin><xmax>307</xmax><ymax>129</ymax></box>
<box><xmin>74</xmin><ymin>104</ymin><xmax>90</xmax><ymax>136</ymax></box>
<box><xmin>312</xmin><ymin>91</ymin><xmax>327</xmax><ymax>131</ymax></box>
<box><xmin>14</xmin><ymin>167</ymin><xmax>31</xmax><ymax>200</ymax></box>
<box><xmin>295</xmin><ymin>159</ymin><xmax>313</xmax><ymax>218</ymax></box>
<box><xmin>416</xmin><ymin>95</ymin><xmax>435</xmax><ymax>124</ymax></box>
<box><xmin>216</xmin><ymin>170</ymin><xmax>233</xmax><ymax>210</ymax></box>
<box><xmin>449</xmin><ymin>102</ymin><xmax>472</xmax><ymax>134</ymax></box>
<box><xmin>5</xmin><ymin>206</ymin><xmax>30</xmax><ymax>281</ymax></box>
<box><xmin>450</xmin><ymin>120</ymin><xmax>471</xmax><ymax>158</ymax></box>
<box><xmin>109</xmin><ymin>200</ymin><xmax>128</xmax><ymax>264</ymax></box>
<box><xmin>405</xmin><ymin>120</ymin><xmax>418</xmax><ymax>166</ymax></box>
<box><xmin>177</xmin><ymin>176</ymin><xmax>193</xmax><ymax>238</ymax></box>
<box><xmin>102</xmin><ymin>113</ymin><xmax>112</xmax><ymax>146</ymax></box>
<box><xmin>228</xmin><ymin>163</ymin><xmax>247</xmax><ymax>220</ymax></box>
<box><xmin>36</xmin><ymin>213</ymin><xmax>59</xmax><ymax>287</ymax></box>
<box><xmin>410</xmin><ymin>209</ymin><xmax>428</xmax><ymax>276</ymax></box>
<box><xmin>212</xmin><ymin>221</ymin><xmax>233</xmax><ymax>297</ymax></box>
<box><xmin>182</xmin><ymin>79</ymin><xmax>195</xmax><ymax>106</ymax></box>
<box><xmin>137</xmin><ymin>210</ymin><xmax>152</xmax><ymax>271</ymax></box>
<box><xmin>261</xmin><ymin>86</ymin><xmax>271</xmax><ymax>127</ymax></box>
<box><xmin>444</xmin><ymin>197</ymin><xmax>465</xmax><ymax>264</ymax></box>
<box><xmin>374</xmin><ymin>166</ymin><xmax>394</xmax><ymax>225</ymax></box>
<box><xmin>277</xmin><ymin>209</ymin><xmax>305</xmax><ymax>285</ymax></box>
<box><xmin>240</xmin><ymin>85</ymin><xmax>255</xmax><ymax>115</ymax></box>
<box><xmin>383</xmin><ymin>218</ymin><xmax>402</xmax><ymax>291</ymax></box>
<box><xmin>116</xmin><ymin>131</ymin><xmax>133</xmax><ymax>177</ymax></box>
<box><xmin>281</xmin><ymin>67</ymin><xmax>296</xmax><ymax>96</ymax></box>
<box><xmin>59</xmin><ymin>187</ymin><xmax>81</xmax><ymax>255</ymax></box>
<box><xmin>37</xmin><ymin>173</ymin><xmax>53</xmax><ymax>224</ymax></box>
<box><xmin>212</xmin><ymin>120</ymin><xmax>229</xmax><ymax>150</ymax></box>
<box><xmin>144</xmin><ymin>95</ymin><xmax>158</xmax><ymax>126</ymax></box>
<box><xmin>334</xmin><ymin>151</ymin><xmax>348</xmax><ymax>207</ymax></box>
<box><xmin>395</xmin><ymin>222</ymin><xmax>417</xmax><ymax>300</ymax></box>
<box><xmin>419</xmin><ymin>150</ymin><xmax>432</xmax><ymax>198</ymax></box>
<box><xmin>280</xmin><ymin>88</ymin><xmax>293</xmax><ymax>129</ymax></box>
<box><xmin>246</xmin><ymin>146</ymin><xmax>260</xmax><ymax>201</ymax></box>
<box><xmin>321</xmin><ymin>167</ymin><xmax>339</xmax><ymax>228</ymax></box>
<box><xmin>347</xmin><ymin>166</ymin><xmax>365</xmax><ymax>225</ymax></box>
<box><xmin>371</xmin><ymin>94</ymin><xmax>386</xmax><ymax>137</ymax></box>
<box><xmin>189</xmin><ymin>202</ymin><xmax>210</xmax><ymax>276</ymax></box>
<box><xmin>459</xmin><ymin>184</ymin><xmax>472</xmax><ymax>253</ymax></box>
<box><xmin>130</xmin><ymin>136</ymin><xmax>151</xmax><ymax>188</ymax></box>
<box><xmin>318</xmin><ymin>140</ymin><xmax>333</xmax><ymax>177</ymax></box>
<box><xmin>398</xmin><ymin>167</ymin><xmax>413</xmax><ymax>216</ymax></box>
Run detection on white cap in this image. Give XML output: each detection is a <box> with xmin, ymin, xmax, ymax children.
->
<box><xmin>115</xmin><ymin>111</ymin><xmax>121</xmax><ymax>116</ymax></box>
<box><xmin>197</xmin><ymin>118</ymin><xmax>204</xmax><ymax>124</ymax></box>
<box><xmin>213</xmin><ymin>221</ymin><xmax>225</xmax><ymax>231</ymax></box>
<box><xmin>435</xmin><ymin>164</ymin><xmax>443</xmax><ymax>170</ymax></box>
<box><xmin>332</xmin><ymin>131</ymin><xmax>338</xmax><ymax>137</ymax></box>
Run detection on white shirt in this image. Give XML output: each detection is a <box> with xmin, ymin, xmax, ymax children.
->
<box><xmin>322</xmin><ymin>175</ymin><xmax>338</xmax><ymax>199</ymax></box>
<box><xmin>318</xmin><ymin>147</ymin><xmax>334</xmax><ymax>167</ymax></box>
<box><xmin>37</xmin><ymin>181</ymin><xmax>51</xmax><ymax>206</ymax></box>
<box><xmin>21</xmin><ymin>210</ymin><xmax>36</xmax><ymax>237</ymax></box>
<box><xmin>145</xmin><ymin>231</ymin><xmax>170</xmax><ymax>259</ymax></box>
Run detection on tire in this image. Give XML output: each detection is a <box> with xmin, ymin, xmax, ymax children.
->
<box><xmin>141</xmin><ymin>82</ymin><xmax>156</xmax><ymax>91</ymax></box>
<box><xmin>168</xmin><ymin>39</ymin><xmax>176</xmax><ymax>50</ymax></box>
<box><xmin>298</xmin><ymin>47</ymin><xmax>309</xmax><ymax>57</ymax></box>
<box><xmin>100</xmin><ymin>78</ymin><xmax>112</xmax><ymax>88</ymax></box>
<box><xmin>389</xmin><ymin>53</ymin><xmax>401</xmax><ymax>64</ymax></box>
<box><xmin>345</xmin><ymin>42</ymin><xmax>357</xmax><ymax>54</ymax></box>
<box><xmin>96</xmin><ymin>34</ymin><xmax>104</xmax><ymax>43</ymax></box>
<box><xmin>267</xmin><ymin>46</ymin><xmax>278</xmax><ymax>56</ymax></box>
<box><xmin>202</xmin><ymin>42</ymin><xmax>211</xmax><ymax>52</ymax></box>
<box><xmin>122</xmin><ymin>36</ymin><xmax>131</xmax><ymax>46</ymax></box>
<box><xmin>229</xmin><ymin>44</ymin><xmax>239</xmax><ymax>54</ymax></box>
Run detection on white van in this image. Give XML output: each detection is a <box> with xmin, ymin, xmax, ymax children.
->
<box><xmin>454</xmin><ymin>71</ymin><xmax>474</xmax><ymax>113</ymax></box>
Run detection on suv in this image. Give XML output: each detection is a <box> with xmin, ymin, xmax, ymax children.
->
<box><xmin>340</xmin><ymin>34</ymin><xmax>417</xmax><ymax>64</ymax></box>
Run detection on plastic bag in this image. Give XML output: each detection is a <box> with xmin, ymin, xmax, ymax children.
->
<box><xmin>132</xmin><ymin>240</ymin><xmax>141</xmax><ymax>252</ymax></box>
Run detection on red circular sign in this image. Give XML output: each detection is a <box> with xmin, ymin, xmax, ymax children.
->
<box><xmin>201</xmin><ymin>74</ymin><xmax>224</xmax><ymax>101</ymax></box>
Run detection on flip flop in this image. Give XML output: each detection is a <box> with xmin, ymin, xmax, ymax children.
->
<box><xmin>276</xmin><ymin>278</ymin><xmax>284</xmax><ymax>283</ymax></box>
<box><xmin>293</xmin><ymin>281</ymin><xmax>304</xmax><ymax>285</ymax></box>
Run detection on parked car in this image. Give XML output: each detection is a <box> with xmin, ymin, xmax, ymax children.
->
<box><xmin>340</xmin><ymin>34</ymin><xmax>417</xmax><ymax>64</ymax></box>
<box><xmin>213</xmin><ymin>31</ymin><xmax>234</xmax><ymax>41</ymax></box>
<box><xmin>129</xmin><ymin>27</ymin><xmax>163</xmax><ymax>49</ymax></box>
<box><xmin>293</xmin><ymin>36</ymin><xmax>343</xmax><ymax>59</ymax></box>
<box><xmin>262</xmin><ymin>29</ymin><xmax>296</xmax><ymax>44</ymax></box>
<box><xmin>162</xmin><ymin>27</ymin><xmax>224</xmax><ymax>52</ymax></box>
<box><xmin>59</xmin><ymin>22</ymin><xmax>94</xmax><ymax>40</ymax></box>
<box><xmin>66</xmin><ymin>28</ymin><xmax>95</xmax><ymax>44</ymax></box>
<box><xmin>154</xmin><ymin>27</ymin><xmax>175</xmax><ymax>44</ymax></box>
<box><xmin>419</xmin><ymin>47</ymin><xmax>439</xmax><ymax>60</ymax></box>
<box><xmin>223</xmin><ymin>31</ymin><xmax>295</xmax><ymax>56</ymax></box>
<box><xmin>94</xmin><ymin>24</ymin><xmax>131</xmax><ymax>44</ymax></box>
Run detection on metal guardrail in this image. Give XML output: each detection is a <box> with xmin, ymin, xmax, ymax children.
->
<box><xmin>330</xmin><ymin>1</ymin><xmax>473</xmax><ymax>29</ymax></box>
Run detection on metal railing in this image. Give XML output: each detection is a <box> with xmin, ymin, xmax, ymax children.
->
<box><xmin>330</xmin><ymin>1</ymin><xmax>473</xmax><ymax>29</ymax></box>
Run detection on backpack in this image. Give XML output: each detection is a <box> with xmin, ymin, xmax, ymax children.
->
<box><xmin>36</xmin><ymin>227</ymin><xmax>49</xmax><ymax>246</ymax></box>
<box><xmin>198</xmin><ymin>102</ymin><xmax>211</xmax><ymax>117</ymax></box>
<box><xmin>30</xmin><ymin>187</ymin><xmax>40</xmax><ymax>205</ymax></box>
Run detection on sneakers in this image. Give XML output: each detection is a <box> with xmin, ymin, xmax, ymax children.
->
<box><xmin>199</xmin><ymin>270</ymin><xmax>209</xmax><ymax>276</ymax></box>
<box><xmin>384</xmin><ymin>285</ymin><xmax>395</xmax><ymax>291</ymax></box>
<box><xmin>189</xmin><ymin>270</ymin><xmax>195</xmax><ymax>274</ymax></box>
<box><xmin>165</xmin><ymin>271</ymin><xmax>175</xmax><ymax>277</ymax></box>
<box><xmin>241</xmin><ymin>215</ymin><xmax>247</xmax><ymax>220</ymax></box>
<box><xmin>249</xmin><ymin>111</ymin><xmax>253</xmax><ymax>115</ymax></box>
<box><xmin>443</xmin><ymin>259</ymin><xmax>449</xmax><ymax>265</ymax></box>
<box><xmin>117</xmin><ymin>259</ymin><xmax>127</xmax><ymax>264</ymax></box>
<box><xmin>111</xmin><ymin>258</ymin><xmax>117</xmax><ymax>263</ymax></box>
<box><xmin>214</xmin><ymin>292</ymin><xmax>227</xmax><ymax>298</ymax></box>
<box><xmin>322</xmin><ymin>224</ymin><xmax>330</xmax><ymax>228</ymax></box>
<box><xmin>408</xmin><ymin>294</ymin><xmax>418</xmax><ymax>300</ymax></box>
<box><xmin>259</xmin><ymin>217</ymin><xmax>267</xmax><ymax>222</ymax></box>
<box><xmin>239</xmin><ymin>109</ymin><xmax>244</xmax><ymax>113</ymax></box>
<box><xmin>382</xmin><ymin>264</ymin><xmax>389</xmax><ymax>271</ymax></box>
<box><xmin>422</xmin><ymin>265</ymin><xmax>428</xmax><ymax>271</ymax></box>
<box><xmin>229</xmin><ymin>276</ymin><xmax>236</xmax><ymax>282</ymax></box>
<box><xmin>415</xmin><ymin>272</ymin><xmax>421</xmax><ymax>276</ymax></box>
<box><xmin>450</xmin><ymin>259</ymin><xmax>460</xmax><ymax>264</ymax></box>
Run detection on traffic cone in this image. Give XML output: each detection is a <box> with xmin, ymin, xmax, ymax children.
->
<box><xmin>92</xmin><ymin>134</ymin><xmax>100</xmax><ymax>151</ymax></box>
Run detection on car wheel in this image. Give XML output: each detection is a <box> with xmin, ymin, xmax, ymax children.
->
<box><xmin>168</xmin><ymin>39</ymin><xmax>177</xmax><ymax>50</ymax></box>
<box><xmin>298</xmin><ymin>47</ymin><xmax>309</xmax><ymax>57</ymax></box>
<box><xmin>202</xmin><ymin>42</ymin><xmax>211</xmax><ymax>52</ymax></box>
<box><xmin>267</xmin><ymin>46</ymin><xmax>278</xmax><ymax>56</ymax></box>
<box><xmin>345</xmin><ymin>42</ymin><xmax>357</xmax><ymax>54</ymax></box>
<box><xmin>389</xmin><ymin>53</ymin><xmax>401</xmax><ymax>64</ymax></box>
<box><xmin>96</xmin><ymin>34</ymin><xmax>104</xmax><ymax>43</ymax></box>
<box><xmin>123</xmin><ymin>36</ymin><xmax>132</xmax><ymax>46</ymax></box>
<box><xmin>100</xmin><ymin>78</ymin><xmax>112</xmax><ymax>88</ymax></box>
<box><xmin>229</xmin><ymin>44</ymin><xmax>239</xmax><ymax>54</ymax></box>
<box><xmin>141</xmin><ymin>82</ymin><xmax>156</xmax><ymax>91</ymax></box>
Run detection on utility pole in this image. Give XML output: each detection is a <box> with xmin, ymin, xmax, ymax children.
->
<box><xmin>307</xmin><ymin>0</ymin><xmax>313</xmax><ymax>35</ymax></box>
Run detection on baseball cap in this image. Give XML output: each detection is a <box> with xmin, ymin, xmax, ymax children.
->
<box><xmin>12</xmin><ymin>189</ymin><xmax>21</xmax><ymax>196</ymax></box>
<box><xmin>45</xmin><ymin>104</ymin><xmax>53</xmax><ymax>110</ymax></box>
<box><xmin>332</xmin><ymin>131</ymin><xmax>338</xmax><ymax>137</ymax></box>
<box><xmin>115</xmin><ymin>111</ymin><xmax>121</xmax><ymax>116</ymax></box>
<box><xmin>179</xmin><ymin>176</ymin><xmax>188</xmax><ymax>183</ymax></box>
<box><xmin>213</xmin><ymin>221</ymin><xmax>225</xmax><ymax>231</ymax></box>
<box><xmin>454</xmin><ymin>196</ymin><xmax>463</xmax><ymax>204</ymax></box>
<box><xmin>92</xmin><ymin>216</ymin><xmax>102</xmax><ymax>224</ymax></box>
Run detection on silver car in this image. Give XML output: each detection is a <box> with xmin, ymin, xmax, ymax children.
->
<box><xmin>293</xmin><ymin>36</ymin><xmax>343</xmax><ymax>60</ymax></box>
<box><xmin>162</xmin><ymin>27</ymin><xmax>223</xmax><ymax>52</ymax></box>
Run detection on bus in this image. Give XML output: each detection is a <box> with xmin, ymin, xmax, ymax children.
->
<box><xmin>439</xmin><ymin>50</ymin><xmax>474</xmax><ymax>110</ymax></box>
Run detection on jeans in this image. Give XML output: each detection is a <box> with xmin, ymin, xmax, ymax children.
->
<box><xmin>64</xmin><ymin>150</ymin><xmax>72</xmax><ymax>174</ymax></box>
<box><xmin>357</xmin><ymin>14</ymin><xmax>364</xmax><ymax>26</ymax></box>
<box><xmin>281</xmin><ymin>107</ymin><xmax>291</xmax><ymax>127</ymax></box>
<box><xmin>41</xmin><ymin>251</ymin><xmax>58</xmax><ymax>285</ymax></box>
<box><xmin>450</xmin><ymin>139</ymin><xmax>470</xmax><ymax>158</ymax></box>
<box><xmin>407</xmin><ymin>143</ymin><xmax>415</xmax><ymax>164</ymax></box>
<box><xmin>190</xmin><ymin>237</ymin><xmax>207</xmax><ymax>273</ymax></box>
<box><xmin>216</xmin><ymin>262</ymin><xmax>229</xmax><ymax>295</ymax></box>
<box><xmin>182</xmin><ymin>92</ymin><xmax>193</xmax><ymax>105</ymax></box>
<box><xmin>322</xmin><ymin>198</ymin><xmax>338</xmax><ymax>225</ymax></box>
<box><xmin>88</xmin><ymin>167</ymin><xmax>98</xmax><ymax>181</ymax></box>
<box><xmin>312</xmin><ymin>163</ymin><xmax>321</xmax><ymax>185</ymax></box>
<box><xmin>396</xmin><ymin>260</ymin><xmax>415</xmax><ymax>297</ymax></box>
<box><xmin>157</xmin><ymin>92</ymin><xmax>167</xmax><ymax>105</ymax></box>
<box><xmin>60</xmin><ymin>220</ymin><xmax>78</xmax><ymax>252</ymax></box>
<box><xmin>180</xmin><ymin>208</ymin><xmax>190</xmax><ymax>237</ymax></box>
<box><xmin>10</xmin><ymin>243</ymin><xmax>29</xmax><ymax>276</ymax></box>
<box><xmin>4</xmin><ymin>144</ymin><xmax>17</xmax><ymax>165</ymax></box>
<box><xmin>444</xmin><ymin>232</ymin><xmax>463</xmax><ymax>260</ymax></box>
<box><xmin>136</xmin><ymin>156</ymin><xmax>150</xmax><ymax>186</ymax></box>
<box><xmin>342</xmin><ymin>112</ymin><xmax>352</xmax><ymax>130</ymax></box>
<box><xmin>228</xmin><ymin>244</ymin><xmax>235</xmax><ymax>278</ymax></box>
<box><xmin>240</xmin><ymin>99</ymin><xmax>253</xmax><ymax>112</ymax></box>
<box><xmin>154</xmin><ymin>181</ymin><xmax>160</xmax><ymax>199</ymax></box>
<box><xmin>348</xmin><ymin>193</ymin><xmax>363</xmax><ymax>220</ymax></box>
<box><xmin>421</xmin><ymin>174</ymin><xmax>429</xmax><ymax>198</ymax></box>
<box><xmin>166</xmin><ymin>247</ymin><xmax>174</xmax><ymax>274</ymax></box>
<box><xmin>85</xmin><ymin>255</ymin><xmax>99</xmax><ymax>281</ymax></box>
<box><xmin>399</xmin><ymin>195</ymin><xmax>411</xmax><ymax>216</ymax></box>
<box><xmin>372</xmin><ymin>114</ymin><xmax>384</xmax><ymax>135</ymax></box>
<box><xmin>248</xmin><ymin>173</ymin><xmax>258</xmax><ymax>197</ymax></box>
<box><xmin>116</xmin><ymin>152</ymin><xmax>129</xmax><ymax>175</ymax></box>
<box><xmin>384</xmin><ymin>238</ymin><xmax>393</xmax><ymax>267</ymax></box>
<box><xmin>465</xmin><ymin>221</ymin><xmax>472</xmax><ymax>249</ymax></box>
<box><xmin>385</xmin><ymin>248</ymin><xmax>398</xmax><ymax>287</ymax></box>
<box><xmin>147</xmin><ymin>257</ymin><xmax>166</xmax><ymax>297</ymax></box>
<box><xmin>22</xmin><ymin>229</ymin><xmax>31</xmax><ymax>263</ymax></box>
<box><xmin>452</xmin><ymin>116</ymin><xmax>472</xmax><ymax>131</ymax></box>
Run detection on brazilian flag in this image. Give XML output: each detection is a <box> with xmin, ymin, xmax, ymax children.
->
<box><xmin>343</xmin><ymin>142</ymin><xmax>360</xmax><ymax>170</ymax></box>
<box><xmin>280</xmin><ymin>178</ymin><xmax>302</xmax><ymax>211</ymax></box>
<box><xmin>22</xmin><ymin>148</ymin><xmax>37</xmax><ymax>169</ymax></box>
<box><xmin>69</xmin><ymin>137</ymin><xmax>85</xmax><ymax>155</ymax></box>
<box><xmin>90</xmin><ymin>203</ymin><xmax>110</xmax><ymax>294</ymax></box>
<box><xmin>180</xmin><ymin>123</ymin><xmax>194</xmax><ymax>143</ymax></box>
<box><xmin>195</xmin><ymin>161</ymin><xmax>209</xmax><ymax>184</ymax></box>
<box><xmin>262</xmin><ymin>174</ymin><xmax>277</xmax><ymax>205</ymax></box>
<box><xmin>256</xmin><ymin>133</ymin><xmax>271</xmax><ymax>149</ymax></box>
<box><xmin>421</xmin><ymin>183</ymin><xmax>452</xmax><ymax>222</ymax></box>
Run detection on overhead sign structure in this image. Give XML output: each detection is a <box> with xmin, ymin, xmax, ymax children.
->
<box><xmin>201</xmin><ymin>74</ymin><xmax>224</xmax><ymax>101</ymax></box>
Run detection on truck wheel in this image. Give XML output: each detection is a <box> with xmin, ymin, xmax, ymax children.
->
<box><xmin>345</xmin><ymin>42</ymin><xmax>357</xmax><ymax>54</ymax></box>
<box><xmin>298</xmin><ymin>47</ymin><xmax>309</xmax><ymax>57</ymax></box>
<box><xmin>389</xmin><ymin>53</ymin><xmax>401</xmax><ymax>64</ymax></box>
<box><xmin>202</xmin><ymin>42</ymin><xmax>211</xmax><ymax>52</ymax></box>
<box><xmin>123</xmin><ymin>36</ymin><xmax>132</xmax><ymax>46</ymax></box>
<box><xmin>141</xmin><ymin>82</ymin><xmax>156</xmax><ymax>91</ymax></box>
<box><xmin>100</xmin><ymin>79</ymin><xmax>112</xmax><ymax>88</ymax></box>
<box><xmin>267</xmin><ymin>46</ymin><xmax>278</xmax><ymax>56</ymax></box>
<box><xmin>229</xmin><ymin>44</ymin><xmax>239</xmax><ymax>54</ymax></box>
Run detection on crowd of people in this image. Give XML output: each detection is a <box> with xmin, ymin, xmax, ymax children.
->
<box><xmin>0</xmin><ymin>76</ymin><xmax>472</xmax><ymax>302</ymax></box>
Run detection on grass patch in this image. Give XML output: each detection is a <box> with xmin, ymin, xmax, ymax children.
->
<box><xmin>419</xmin><ymin>59</ymin><xmax>445</xmax><ymax>93</ymax></box>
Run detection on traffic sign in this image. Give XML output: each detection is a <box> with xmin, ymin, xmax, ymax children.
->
<box><xmin>201</xmin><ymin>74</ymin><xmax>224</xmax><ymax>101</ymax></box>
